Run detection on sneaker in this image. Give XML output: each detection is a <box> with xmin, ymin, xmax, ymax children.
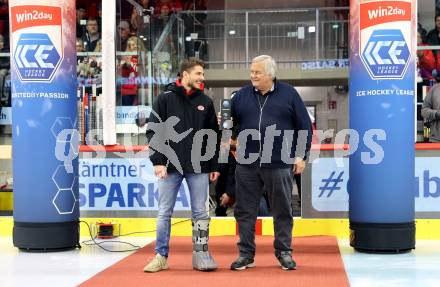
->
<box><xmin>276</xmin><ymin>252</ymin><xmax>296</xmax><ymax>270</ymax></box>
<box><xmin>230</xmin><ymin>257</ymin><xmax>255</xmax><ymax>270</ymax></box>
<box><xmin>143</xmin><ymin>254</ymin><xmax>168</xmax><ymax>272</ymax></box>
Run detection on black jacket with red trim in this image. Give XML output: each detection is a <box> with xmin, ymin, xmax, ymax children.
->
<box><xmin>146</xmin><ymin>81</ymin><xmax>219</xmax><ymax>174</ymax></box>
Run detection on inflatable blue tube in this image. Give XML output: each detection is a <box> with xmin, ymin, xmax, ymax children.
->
<box><xmin>349</xmin><ymin>0</ymin><xmax>415</xmax><ymax>252</ymax></box>
<box><xmin>10</xmin><ymin>1</ymin><xmax>79</xmax><ymax>250</ymax></box>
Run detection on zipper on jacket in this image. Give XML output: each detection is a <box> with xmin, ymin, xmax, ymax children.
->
<box><xmin>257</xmin><ymin>94</ymin><xmax>269</xmax><ymax>167</ymax></box>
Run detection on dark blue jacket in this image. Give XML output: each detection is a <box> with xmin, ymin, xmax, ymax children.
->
<box><xmin>231</xmin><ymin>80</ymin><xmax>312</xmax><ymax>169</ymax></box>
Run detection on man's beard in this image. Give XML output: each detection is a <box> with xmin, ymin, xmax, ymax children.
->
<box><xmin>189</xmin><ymin>78</ymin><xmax>201</xmax><ymax>90</ymax></box>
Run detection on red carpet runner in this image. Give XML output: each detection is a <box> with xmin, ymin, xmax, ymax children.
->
<box><xmin>79</xmin><ymin>236</ymin><xmax>349</xmax><ymax>287</ymax></box>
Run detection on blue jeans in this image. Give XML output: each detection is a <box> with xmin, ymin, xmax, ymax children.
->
<box><xmin>155</xmin><ymin>172</ymin><xmax>209</xmax><ymax>257</ymax></box>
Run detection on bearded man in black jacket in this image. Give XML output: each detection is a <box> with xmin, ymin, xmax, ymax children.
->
<box><xmin>144</xmin><ymin>58</ymin><xmax>220</xmax><ymax>272</ymax></box>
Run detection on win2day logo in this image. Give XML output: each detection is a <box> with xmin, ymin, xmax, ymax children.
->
<box><xmin>11</xmin><ymin>5</ymin><xmax>63</xmax><ymax>82</ymax></box>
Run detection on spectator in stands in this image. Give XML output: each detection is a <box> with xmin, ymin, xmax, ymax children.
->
<box><xmin>153</xmin><ymin>2</ymin><xmax>172</xmax><ymax>35</ymax></box>
<box><xmin>418</xmin><ymin>31</ymin><xmax>438</xmax><ymax>82</ymax></box>
<box><xmin>0</xmin><ymin>32</ymin><xmax>7</xmax><ymax>116</ymax></box>
<box><xmin>427</xmin><ymin>15</ymin><xmax>440</xmax><ymax>47</ymax></box>
<box><xmin>116</xmin><ymin>21</ymin><xmax>132</xmax><ymax>106</ymax></box>
<box><xmin>421</xmin><ymin>83</ymin><xmax>440</xmax><ymax>143</ymax></box>
<box><xmin>130</xmin><ymin>7</ymin><xmax>142</xmax><ymax>33</ymax></box>
<box><xmin>119</xmin><ymin>65</ymin><xmax>137</xmax><ymax>106</ymax></box>
<box><xmin>0</xmin><ymin>34</ymin><xmax>9</xmax><ymax>74</ymax></box>
<box><xmin>182</xmin><ymin>0</ymin><xmax>207</xmax><ymax>11</ymax></box>
<box><xmin>117</xmin><ymin>20</ymin><xmax>131</xmax><ymax>52</ymax></box>
<box><xmin>130</xmin><ymin>1</ymin><xmax>155</xmax><ymax>33</ymax></box>
<box><xmin>142</xmin><ymin>0</ymin><xmax>154</xmax><ymax>8</ymax></box>
<box><xmin>152</xmin><ymin>2</ymin><xmax>174</xmax><ymax>41</ymax></box>
<box><xmin>181</xmin><ymin>0</ymin><xmax>208</xmax><ymax>60</ymax></box>
<box><xmin>127</xmin><ymin>35</ymin><xmax>146</xmax><ymax>53</ymax></box>
<box><xmin>0</xmin><ymin>0</ymin><xmax>9</xmax><ymax>51</ymax></box>
<box><xmin>94</xmin><ymin>40</ymin><xmax>102</xmax><ymax>53</ymax></box>
<box><xmin>418</xmin><ymin>21</ymin><xmax>427</xmax><ymax>43</ymax></box>
<box><xmin>76</xmin><ymin>37</ymin><xmax>86</xmax><ymax>78</ymax></box>
<box><xmin>82</xmin><ymin>18</ymin><xmax>101</xmax><ymax>52</ymax></box>
<box><xmin>154</xmin><ymin>0</ymin><xmax>182</xmax><ymax>15</ymax></box>
<box><xmin>151</xmin><ymin>3</ymin><xmax>177</xmax><ymax>85</ymax></box>
<box><xmin>76</xmin><ymin>5</ymin><xmax>87</xmax><ymax>39</ymax></box>
<box><xmin>97</xmin><ymin>2</ymin><xmax>102</xmax><ymax>34</ymax></box>
<box><xmin>119</xmin><ymin>36</ymin><xmax>147</xmax><ymax>106</ymax></box>
<box><xmin>159</xmin><ymin>2</ymin><xmax>171</xmax><ymax>17</ymax></box>
<box><xmin>76</xmin><ymin>37</ymin><xmax>85</xmax><ymax>53</ymax></box>
<box><xmin>77</xmin><ymin>35</ymin><xmax>101</xmax><ymax>81</ymax></box>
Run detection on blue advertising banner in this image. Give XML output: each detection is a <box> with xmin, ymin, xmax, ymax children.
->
<box><xmin>0</xmin><ymin>107</ymin><xmax>11</xmax><ymax>125</ymax></box>
<box><xmin>79</xmin><ymin>157</ymin><xmax>191</xmax><ymax>211</ymax></box>
<box><xmin>116</xmin><ymin>105</ymin><xmax>151</xmax><ymax>124</ymax></box>
<box><xmin>311</xmin><ymin>158</ymin><xmax>440</xmax><ymax>213</ymax></box>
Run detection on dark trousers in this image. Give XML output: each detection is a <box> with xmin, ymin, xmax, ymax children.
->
<box><xmin>234</xmin><ymin>165</ymin><xmax>294</xmax><ymax>258</ymax></box>
<box><xmin>294</xmin><ymin>173</ymin><xmax>302</xmax><ymax>201</ymax></box>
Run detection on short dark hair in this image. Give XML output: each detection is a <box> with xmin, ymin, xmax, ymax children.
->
<box><xmin>179</xmin><ymin>57</ymin><xmax>204</xmax><ymax>76</ymax></box>
<box><xmin>87</xmin><ymin>18</ymin><xmax>98</xmax><ymax>24</ymax></box>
